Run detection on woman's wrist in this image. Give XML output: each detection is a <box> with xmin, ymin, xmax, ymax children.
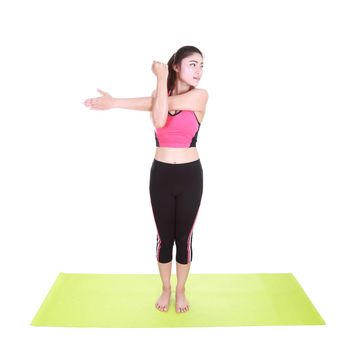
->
<box><xmin>111</xmin><ymin>97</ymin><xmax>121</xmax><ymax>108</ymax></box>
<box><xmin>156</xmin><ymin>74</ymin><xmax>168</xmax><ymax>93</ymax></box>
<box><xmin>157</xmin><ymin>74</ymin><xmax>168</xmax><ymax>83</ymax></box>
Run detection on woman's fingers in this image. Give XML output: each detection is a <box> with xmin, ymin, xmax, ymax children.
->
<box><xmin>84</xmin><ymin>98</ymin><xmax>97</xmax><ymax>109</ymax></box>
<box><xmin>84</xmin><ymin>98</ymin><xmax>94</xmax><ymax>106</ymax></box>
<box><xmin>91</xmin><ymin>98</ymin><xmax>101</xmax><ymax>108</ymax></box>
<box><xmin>83</xmin><ymin>88</ymin><xmax>113</xmax><ymax>110</ymax></box>
<box><xmin>152</xmin><ymin>60</ymin><xmax>168</xmax><ymax>79</ymax></box>
<box><xmin>83</xmin><ymin>97</ymin><xmax>110</xmax><ymax>110</ymax></box>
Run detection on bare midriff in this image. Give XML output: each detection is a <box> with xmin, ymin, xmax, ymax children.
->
<box><xmin>154</xmin><ymin>147</ymin><xmax>199</xmax><ymax>164</ymax></box>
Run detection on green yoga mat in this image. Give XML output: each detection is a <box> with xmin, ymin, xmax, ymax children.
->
<box><xmin>31</xmin><ymin>272</ymin><xmax>325</xmax><ymax>328</ymax></box>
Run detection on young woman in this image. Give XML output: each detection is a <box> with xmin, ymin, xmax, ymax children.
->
<box><xmin>83</xmin><ymin>46</ymin><xmax>208</xmax><ymax>314</ymax></box>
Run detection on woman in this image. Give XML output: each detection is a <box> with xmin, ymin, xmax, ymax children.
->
<box><xmin>83</xmin><ymin>46</ymin><xmax>208</xmax><ymax>314</ymax></box>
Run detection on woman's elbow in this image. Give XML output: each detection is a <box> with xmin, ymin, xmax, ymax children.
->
<box><xmin>151</xmin><ymin>111</ymin><xmax>166</xmax><ymax>128</ymax></box>
<box><xmin>154</xmin><ymin>118</ymin><xmax>166</xmax><ymax>128</ymax></box>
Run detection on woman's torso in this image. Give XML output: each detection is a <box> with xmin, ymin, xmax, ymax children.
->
<box><xmin>154</xmin><ymin>110</ymin><xmax>204</xmax><ymax>164</ymax></box>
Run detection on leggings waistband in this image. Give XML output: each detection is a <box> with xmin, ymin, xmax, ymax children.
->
<box><xmin>153</xmin><ymin>158</ymin><xmax>201</xmax><ymax>168</ymax></box>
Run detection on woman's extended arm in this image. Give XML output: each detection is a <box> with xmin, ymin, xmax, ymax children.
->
<box><xmin>84</xmin><ymin>61</ymin><xmax>169</xmax><ymax>114</ymax></box>
<box><xmin>84</xmin><ymin>88</ymin><xmax>153</xmax><ymax>111</ymax></box>
<box><xmin>111</xmin><ymin>96</ymin><xmax>152</xmax><ymax>111</ymax></box>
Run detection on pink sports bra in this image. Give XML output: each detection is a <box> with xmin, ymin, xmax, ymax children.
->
<box><xmin>154</xmin><ymin>90</ymin><xmax>201</xmax><ymax>148</ymax></box>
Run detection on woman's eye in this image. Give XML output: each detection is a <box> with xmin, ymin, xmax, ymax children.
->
<box><xmin>190</xmin><ymin>63</ymin><xmax>203</xmax><ymax>68</ymax></box>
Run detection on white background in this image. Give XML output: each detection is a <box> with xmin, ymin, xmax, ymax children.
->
<box><xmin>0</xmin><ymin>0</ymin><xmax>353</xmax><ymax>348</ymax></box>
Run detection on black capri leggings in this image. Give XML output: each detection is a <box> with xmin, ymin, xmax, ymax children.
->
<box><xmin>149</xmin><ymin>158</ymin><xmax>203</xmax><ymax>264</ymax></box>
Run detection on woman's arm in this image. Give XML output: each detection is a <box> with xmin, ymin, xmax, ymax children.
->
<box><xmin>113</xmin><ymin>86</ymin><xmax>208</xmax><ymax>116</ymax></box>
<box><xmin>151</xmin><ymin>76</ymin><xmax>168</xmax><ymax>128</ymax></box>
<box><xmin>111</xmin><ymin>96</ymin><xmax>153</xmax><ymax>111</ymax></box>
<box><xmin>84</xmin><ymin>88</ymin><xmax>153</xmax><ymax>111</ymax></box>
<box><xmin>84</xmin><ymin>86</ymin><xmax>208</xmax><ymax>116</ymax></box>
<box><xmin>168</xmin><ymin>88</ymin><xmax>208</xmax><ymax>112</ymax></box>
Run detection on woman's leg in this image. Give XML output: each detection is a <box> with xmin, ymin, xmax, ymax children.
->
<box><xmin>174</xmin><ymin>160</ymin><xmax>203</xmax><ymax>312</ymax></box>
<box><xmin>149</xmin><ymin>160</ymin><xmax>175</xmax><ymax>311</ymax></box>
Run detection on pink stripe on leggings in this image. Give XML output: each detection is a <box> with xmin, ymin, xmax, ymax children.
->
<box><xmin>150</xmin><ymin>204</ymin><xmax>162</xmax><ymax>261</ymax></box>
<box><xmin>156</xmin><ymin>231</ymin><xmax>162</xmax><ymax>261</ymax></box>
<box><xmin>187</xmin><ymin>208</ymin><xmax>200</xmax><ymax>264</ymax></box>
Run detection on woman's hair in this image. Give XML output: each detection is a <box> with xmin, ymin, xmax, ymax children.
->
<box><xmin>167</xmin><ymin>45</ymin><xmax>203</xmax><ymax>94</ymax></box>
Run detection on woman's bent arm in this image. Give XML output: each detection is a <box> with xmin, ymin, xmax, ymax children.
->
<box><xmin>151</xmin><ymin>76</ymin><xmax>168</xmax><ymax>128</ymax></box>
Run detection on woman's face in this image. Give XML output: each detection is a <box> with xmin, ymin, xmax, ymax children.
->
<box><xmin>174</xmin><ymin>53</ymin><xmax>204</xmax><ymax>87</ymax></box>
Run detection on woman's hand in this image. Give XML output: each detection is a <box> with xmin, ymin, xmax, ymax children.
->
<box><xmin>83</xmin><ymin>88</ymin><xmax>114</xmax><ymax>110</ymax></box>
<box><xmin>151</xmin><ymin>60</ymin><xmax>168</xmax><ymax>80</ymax></box>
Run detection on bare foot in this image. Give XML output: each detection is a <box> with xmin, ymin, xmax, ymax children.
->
<box><xmin>155</xmin><ymin>288</ymin><xmax>171</xmax><ymax>312</ymax></box>
<box><xmin>175</xmin><ymin>288</ymin><xmax>190</xmax><ymax>313</ymax></box>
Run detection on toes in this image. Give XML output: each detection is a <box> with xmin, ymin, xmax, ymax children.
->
<box><xmin>176</xmin><ymin>304</ymin><xmax>190</xmax><ymax>312</ymax></box>
<box><xmin>156</xmin><ymin>303</ymin><xmax>168</xmax><ymax>312</ymax></box>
